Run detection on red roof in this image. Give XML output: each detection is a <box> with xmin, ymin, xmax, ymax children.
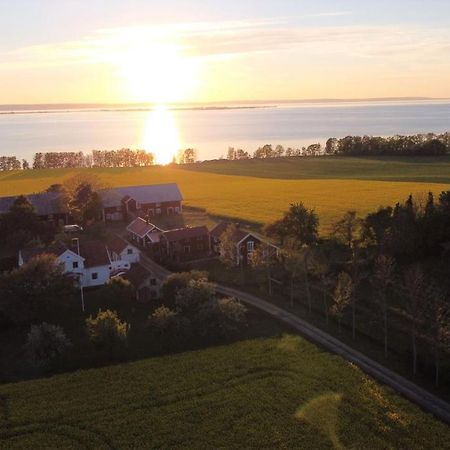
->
<box><xmin>108</xmin><ymin>235</ymin><xmax>129</xmax><ymax>254</ymax></box>
<box><xmin>127</xmin><ymin>217</ymin><xmax>159</xmax><ymax>237</ymax></box>
<box><xmin>210</xmin><ymin>222</ymin><xmax>247</xmax><ymax>241</ymax></box>
<box><xmin>162</xmin><ymin>226</ymin><xmax>209</xmax><ymax>242</ymax></box>
<box><xmin>79</xmin><ymin>241</ymin><xmax>111</xmax><ymax>268</ymax></box>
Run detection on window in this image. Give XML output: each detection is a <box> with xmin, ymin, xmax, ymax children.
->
<box><xmin>150</xmin><ymin>278</ymin><xmax>157</xmax><ymax>286</ymax></box>
<box><xmin>127</xmin><ymin>248</ymin><xmax>133</xmax><ymax>254</ymax></box>
<box><xmin>72</xmin><ymin>261</ymin><xmax>79</xmax><ymax>269</ymax></box>
<box><xmin>247</xmin><ymin>241</ymin><xmax>255</xmax><ymax>251</ymax></box>
<box><xmin>91</xmin><ymin>273</ymin><xmax>98</xmax><ymax>280</ymax></box>
<box><xmin>156</xmin><ymin>208</ymin><xmax>161</xmax><ymax>215</ymax></box>
<box><xmin>184</xmin><ymin>245</ymin><xmax>191</xmax><ymax>254</ymax></box>
<box><xmin>175</xmin><ymin>207</ymin><xmax>180</xmax><ymax>214</ymax></box>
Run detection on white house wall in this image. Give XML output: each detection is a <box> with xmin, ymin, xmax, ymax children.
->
<box><xmin>57</xmin><ymin>250</ymin><xmax>85</xmax><ymax>273</ymax></box>
<box><xmin>120</xmin><ymin>245</ymin><xmax>140</xmax><ymax>264</ymax></box>
<box><xmin>83</xmin><ymin>265</ymin><xmax>111</xmax><ymax>287</ymax></box>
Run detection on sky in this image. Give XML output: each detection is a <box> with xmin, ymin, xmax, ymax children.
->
<box><xmin>1</xmin><ymin>0</ymin><xmax>450</xmax><ymax>104</ymax></box>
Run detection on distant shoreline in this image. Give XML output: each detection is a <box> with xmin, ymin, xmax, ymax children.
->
<box><xmin>1</xmin><ymin>97</ymin><xmax>449</xmax><ymax>115</ymax></box>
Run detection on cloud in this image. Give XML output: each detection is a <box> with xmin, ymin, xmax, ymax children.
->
<box><xmin>1</xmin><ymin>17</ymin><xmax>450</xmax><ymax>70</ymax></box>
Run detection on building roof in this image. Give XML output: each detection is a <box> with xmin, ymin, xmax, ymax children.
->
<box><xmin>211</xmin><ymin>221</ymin><xmax>279</xmax><ymax>248</ymax></box>
<box><xmin>108</xmin><ymin>235</ymin><xmax>129</xmax><ymax>254</ymax></box>
<box><xmin>162</xmin><ymin>226</ymin><xmax>209</xmax><ymax>242</ymax></box>
<box><xmin>79</xmin><ymin>241</ymin><xmax>111</xmax><ymax>268</ymax></box>
<box><xmin>99</xmin><ymin>183</ymin><xmax>183</xmax><ymax>208</ymax></box>
<box><xmin>123</xmin><ymin>263</ymin><xmax>152</xmax><ymax>287</ymax></box>
<box><xmin>126</xmin><ymin>217</ymin><xmax>161</xmax><ymax>238</ymax></box>
<box><xmin>0</xmin><ymin>192</ymin><xmax>67</xmax><ymax>216</ymax></box>
<box><xmin>210</xmin><ymin>222</ymin><xmax>248</xmax><ymax>241</ymax></box>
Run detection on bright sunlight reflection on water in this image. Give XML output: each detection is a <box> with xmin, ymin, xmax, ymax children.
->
<box><xmin>141</xmin><ymin>106</ymin><xmax>180</xmax><ymax>164</ymax></box>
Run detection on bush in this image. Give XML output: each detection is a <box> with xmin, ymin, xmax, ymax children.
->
<box><xmin>24</xmin><ymin>322</ymin><xmax>72</xmax><ymax>368</ymax></box>
<box><xmin>148</xmin><ymin>306</ymin><xmax>180</xmax><ymax>332</ymax></box>
<box><xmin>86</xmin><ymin>309</ymin><xmax>129</xmax><ymax>358</ymax></box>
<box><xmin>160</xmin><ymin>271</ymin><xmax>208</xmax><ymax>305</ymax></box>
<box><xmin>99</xmin><ymin>277</ymin><xmax>134</xmax><ymax>308</ymax></box>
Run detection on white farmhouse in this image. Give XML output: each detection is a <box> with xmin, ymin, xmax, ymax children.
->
<box><xmin>18</xmin><ymin>236</ymin><xmax>139</xmax><ymax>288</ymax></box>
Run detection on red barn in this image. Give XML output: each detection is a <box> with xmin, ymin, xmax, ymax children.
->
<box><xmin>100</xmin><ymin>183</ymin><xmax>183</xmax><ymax>221</ymax></box>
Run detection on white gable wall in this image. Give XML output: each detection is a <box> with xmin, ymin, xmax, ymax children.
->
<box><xmin>83</xmin><ymin>265</ymin><xmax>111</xmax><ymax>287</ymax></box>
<box><xmin>57</xmin><ymin>250</ymin><xmax>85</xmax><ymax>273</ymax></box>
<box><xmin>120</xmin><ymin>244</ymin><xmax>140</xmax><ymax>264</ymax></box>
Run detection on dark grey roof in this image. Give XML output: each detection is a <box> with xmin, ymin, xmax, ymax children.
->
<box><xmin>99</xmin><ymin>183</ymin><xmax>183</xmax><ymax>207</ymax></box>
<box><xmin>0</xmin><ymin>192</ymin><xmax>67</xmax><ymax>216</ymax></box>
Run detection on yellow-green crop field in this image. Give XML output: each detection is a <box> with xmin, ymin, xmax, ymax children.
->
<box><xmin>0</xmin><ymin>336</ymin><xmax>448</xmax><ymax>449</ymax></box>
<box><xmin>1</xmin><ymin>157</ymin><xmax>450</xmax><ymax>231</ymax></box>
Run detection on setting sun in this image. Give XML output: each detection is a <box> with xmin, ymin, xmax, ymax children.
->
<box><xmin>117</xmin><ymin>40</ymin><xmax>200</xmax><ymax>103</ymax></box>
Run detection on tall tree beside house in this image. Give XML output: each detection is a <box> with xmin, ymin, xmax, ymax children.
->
<box><xmin>250</xmin><ymin>242</ymin><xmax>278</xmax><ymax>296</ymax></box>
<box><xmin>331</xmin><ymin>272</ymin><xmax>353</xmax><ymax>334</ymax></box>
<box><xmin>402</xmin><ymin>265</ymin><xmax>427</xmax><ymax>377</ymax></box>
<box><xmin>219</xmin><ymin>224</ymin><xmax>241</xmax><ymax>267</ymax></box>
<box><xmin>0</xmin><ymin>255</ymin><xmax>74</xmax><ymax>326</ymax></box>
<box><xmin>0</xmin><ymin>196</ymin><xmax>42</xmax><ymax>250</ymax></box>
<box><xmin>66</xmin><ymin>181</ymin><xmax>103</xmax><ymax>223</ymax></box>
<box><xmin>265</xmin><ymin>202</ymin><xmax>319</xmax><ymax>246</ymax></box>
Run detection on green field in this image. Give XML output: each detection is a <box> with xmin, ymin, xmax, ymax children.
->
<box><xmin>1</xmin><ymin>156</ymin><xmax>450</xmax><ymax>231</ymax></box>
<box><xmin>0</xmin><ymin>336</ymin><xmax>448</xmax><ymax>449</ymax></box>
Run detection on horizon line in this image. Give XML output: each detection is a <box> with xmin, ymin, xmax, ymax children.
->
<box><xmin>1</xmin><ymin>96</ymin><xmax>449</xmax><ymax>110</ymax></box>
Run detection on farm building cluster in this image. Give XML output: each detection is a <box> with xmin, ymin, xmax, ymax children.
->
<box><xmin>1</xmin><ymin>183</ymin><xmax>278</xmax><ymax>300</ymax></box>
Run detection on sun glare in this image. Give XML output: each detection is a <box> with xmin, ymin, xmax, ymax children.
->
<box><xmin>142</xmin><ymin>106</ymin><xmax>180</xmax><ymax>165</ymax></box>
<box><xmin>118</xmin><ymin>40</ymin><xmax>199</xmax><ymax>104</ymax></box>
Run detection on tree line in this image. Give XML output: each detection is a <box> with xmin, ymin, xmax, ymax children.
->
<box><xmin>226</xmin><ymin>133</ymin><xmax>450</xmax><ymax>160</ymax></box>
<box><xmin>31</xmin><ymin>149</ymin><xmax>155</xmax><ymax>169</ymax></box>
<box><xmin>219</xmin><ymin>194</ymin><xmax>450</xmax><ymax>386</ymax></box>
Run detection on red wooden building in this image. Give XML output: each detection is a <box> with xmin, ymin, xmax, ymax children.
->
<box><xmin>100</xmin><ymin>183</ymin><xmax>183</xmax><ymax>221</ymax></box>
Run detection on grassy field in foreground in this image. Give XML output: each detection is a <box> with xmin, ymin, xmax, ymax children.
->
<box><xmin>1</xmin><ymin>158</ymin><xmax>449</xmax><ymax>230</ymax></box>
<box><xmin>0</xmin><ymin>336</ymin><xmax>449</xmax><ymax>449</ymax></box>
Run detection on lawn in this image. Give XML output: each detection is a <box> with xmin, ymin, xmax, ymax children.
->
<box><xmin>0</xmin><ymin>336</ymin><xmax>449</xmax><ymax>449</ymax></box>
<box><xmin>1</xmin><ymin>157</ymin><xmax>450</xmax><ymax>231</ymax></box>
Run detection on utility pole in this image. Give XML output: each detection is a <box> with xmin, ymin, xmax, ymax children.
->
<box><xmin>72</xmin><ymin>237</ymin><xmax>85</xmax><ymax>312</ymax></box>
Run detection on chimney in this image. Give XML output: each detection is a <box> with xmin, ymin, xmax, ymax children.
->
<box><xmin>71</xmin><ymin>238</ymin><xmax>80</xmax><ymax>255</ymax></box>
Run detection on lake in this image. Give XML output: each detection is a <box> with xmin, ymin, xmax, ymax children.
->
<box><xmin>1</xmin><ymin>100</ymin><xmax>449</xmax><ymax>164</ymax></box>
